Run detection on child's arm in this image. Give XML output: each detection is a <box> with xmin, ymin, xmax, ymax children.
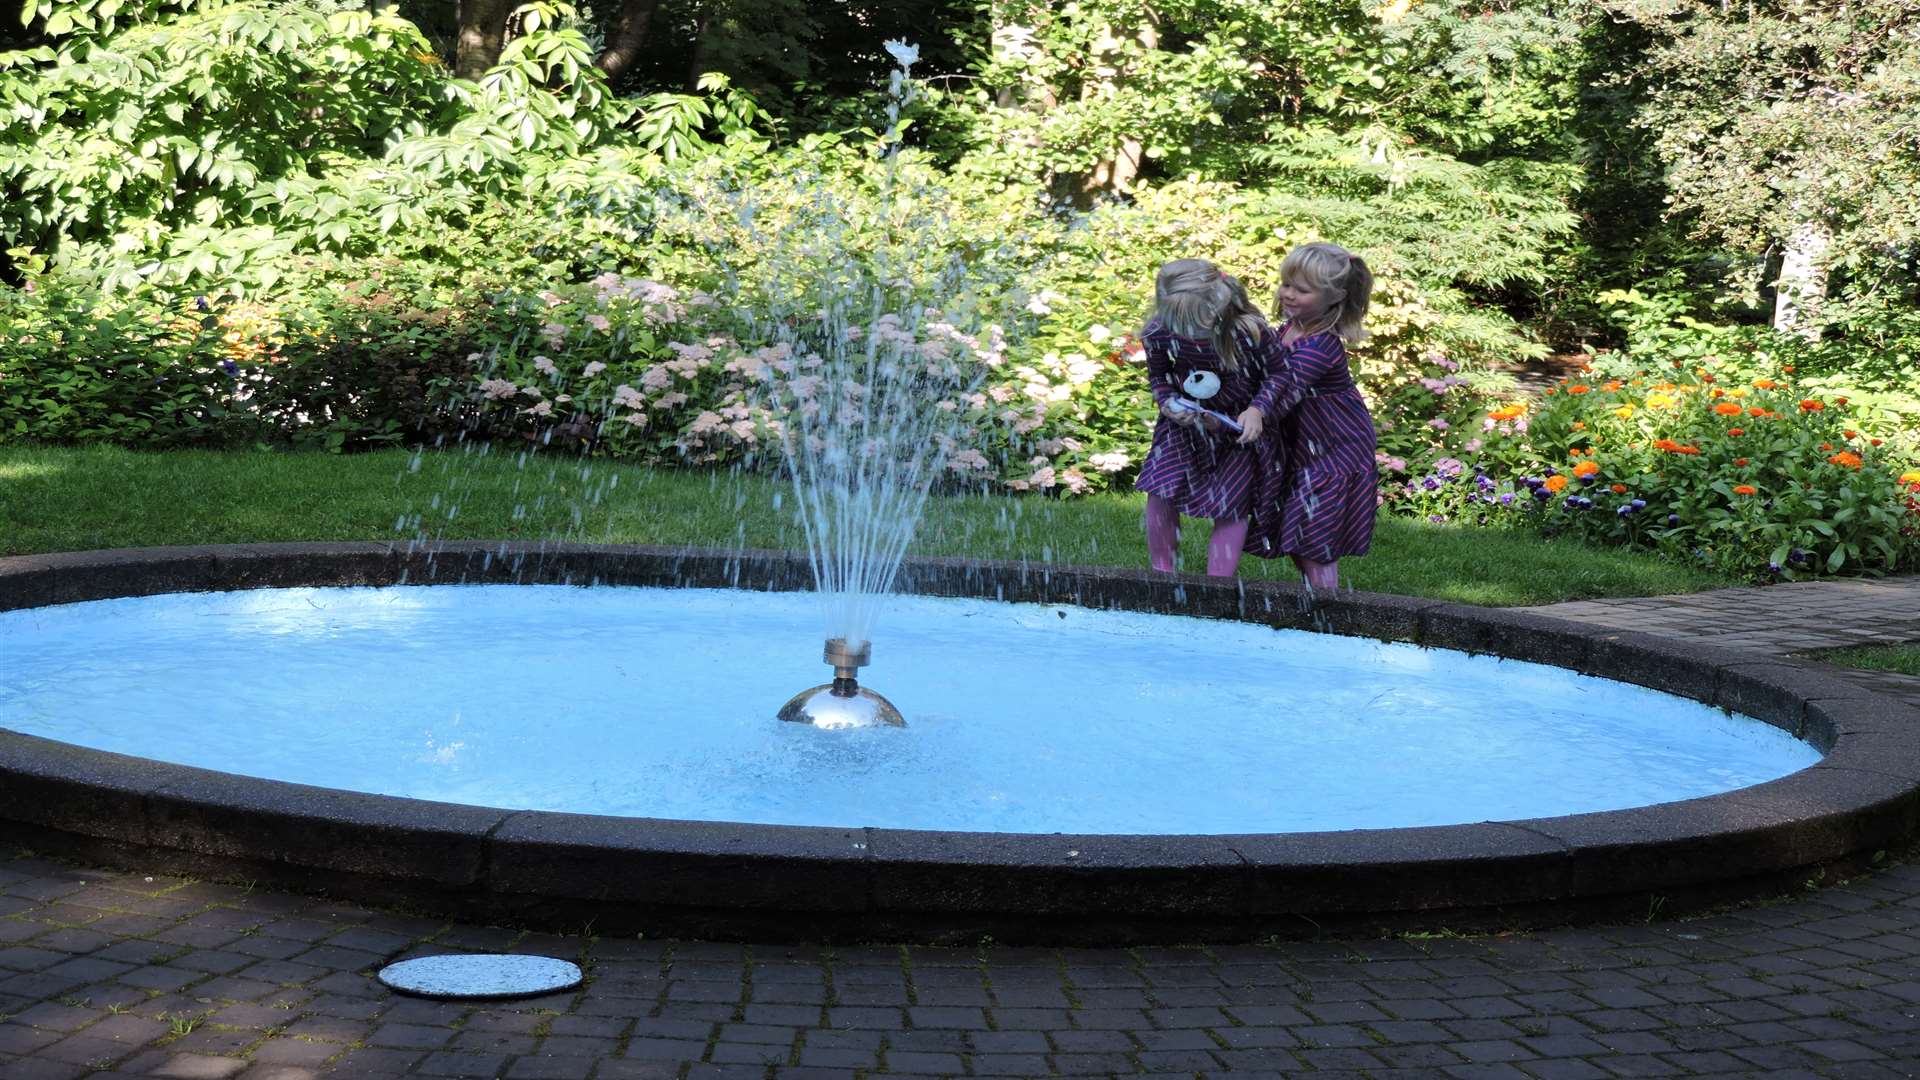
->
<box><xmin>1143</xmin><ymin>328</ymin><xmax>1198</xmax><ymax>426</ymax></box>
<box><xmin>1144</xmin><ymin>329</ymin><xmax>1177</xmax><ymax>407</ymax></box>
<box><xmin>1252</xmin><ymin>332</ymin><xmax>1343</xmax><ymax>422</ymax></box>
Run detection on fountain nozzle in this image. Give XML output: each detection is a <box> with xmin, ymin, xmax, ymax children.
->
<box><xmin>778</xmin><ymin>637</ymin><xmax>906</xmax><ymax>729</ymax></box>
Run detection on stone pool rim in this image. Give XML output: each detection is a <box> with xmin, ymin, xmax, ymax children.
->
<box><xmin>1</xmin><ymin>541</ymin><xmax>1916</xmax><ymax>944</ymax></box>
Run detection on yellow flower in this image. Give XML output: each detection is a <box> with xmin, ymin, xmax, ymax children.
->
<box><xmin>1901</xmin><ymin>471</ymin><xmax>1920</xmax><ymax>485</ymax></box>
<box><xmin>1614</xmin><ymin>404</ymin><xmax>1635</xmax><ymax>419</ymax></box>
<box><xmin>1645</xmin><ymin>392</ymin><xmax>1676</xmax><ymax>409</ymax></box>
<box><xmin>1377</xmin><ymin>0</ymin><xmax>1417</xmax><ymax>23</ymax></box>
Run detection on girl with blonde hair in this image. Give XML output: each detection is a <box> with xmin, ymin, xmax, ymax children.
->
<box><xmin>1132</xmin><ymin>258</ymin><xmax>1292</xmax><ymax>576</ymax></box>
<box><xmin>1267</xmin><ymin>241</ymin><xmax>1380</xmax><ymax>591</ymax></box>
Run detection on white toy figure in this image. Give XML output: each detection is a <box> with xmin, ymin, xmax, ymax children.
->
<box><xmin>1166</xmin><ymin>368</ymin><xmax>1242</xmax><ymax>433</ymax></box>
<box><xmin>1182</xmin><ymin>370</ymin><xmax>1221</xmax><ymax>400</ymax></box>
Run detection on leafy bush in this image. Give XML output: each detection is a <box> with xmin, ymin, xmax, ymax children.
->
<box><xmin>0</xmin><ymin>285</ymin><xmax>261</xmax><ymax>446</ymax></box>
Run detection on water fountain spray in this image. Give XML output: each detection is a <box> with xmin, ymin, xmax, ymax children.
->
<box><xmin>716</xmin><ymin>37</ymin><xmax>994</xmax><ymax>729</ymax></box>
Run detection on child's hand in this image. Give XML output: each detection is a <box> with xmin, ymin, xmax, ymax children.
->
<box><xmin>1235</xmin><ymin>408</ymin><xmax>1264</xmax><ymax>444</ymax></box>
<box><xmin>1162</xmin><ymin>401</ymin><xmax>1199</xmax><ymax>426</ymax></box>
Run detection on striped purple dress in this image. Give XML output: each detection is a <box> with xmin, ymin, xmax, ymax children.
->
<box><xmin>1133</xmin><ymin>319</ymin><xmax>1291</xmax><ymax>559</ymax></box>
<box><xmin>1270</xmin><ymin>328</ymin><xmax>1379</xmax><ymax>562</ymax></box>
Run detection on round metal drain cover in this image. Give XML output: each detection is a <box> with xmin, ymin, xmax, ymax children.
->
<box><xmin>377</xmin><ymin>954</ymin><xmax>583</xmax><ymax>1000</ymax></box>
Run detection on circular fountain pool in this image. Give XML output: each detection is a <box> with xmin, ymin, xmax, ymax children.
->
<box><xmin>1</xmin><ymin>585</ymin><xmax>1820</xmax><ymax>834</ymax></box>
<box><xmin>0</xmin><ymin>543</ymin><xmax>1913</xmax><ymax>942</ymax></box>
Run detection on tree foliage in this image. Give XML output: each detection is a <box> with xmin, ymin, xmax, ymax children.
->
<box><xmin>1</xmin><ymin>0</ymin><xmax>765</xmax><ymax>290</ymax></box>
<box><xmin>1606</xmin><ymin>0</ymin><xmax>1920</xmax><ymax>264</ymax></box>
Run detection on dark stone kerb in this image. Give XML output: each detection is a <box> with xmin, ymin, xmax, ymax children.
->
<box><xmin>2</xmin><ymin>541</ymin><xmax>1918</xmax><ymax>943</ymax></box>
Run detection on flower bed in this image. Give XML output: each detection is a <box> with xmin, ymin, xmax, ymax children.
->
<box><xmin>1384</xmin><ymin>351</ymin><xmax>1920</xmax><ymax>578</ymax></box>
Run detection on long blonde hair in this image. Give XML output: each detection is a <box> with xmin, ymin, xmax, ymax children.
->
<box><xmin>1277</xmin><ymin>242</ymin><xmax>1373</xmax><ymax>343</ymax></box>
<box><xmin>1147</xmin><ymin>258</ymin><xmax>1270</xmax><ymax>372</ymax></box>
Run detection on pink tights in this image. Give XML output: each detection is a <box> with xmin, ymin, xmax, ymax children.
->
<box><xmin>1145</xmin><ymin>495</ymin><xmax>1249</xmax><ymax>577</ymax></box>
<box><xmin>1291</xmin><ymin>554</ymin><xmax>1340</xmax><ymax>592</ymax></box>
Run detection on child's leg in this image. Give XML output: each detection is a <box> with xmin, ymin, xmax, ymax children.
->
<box><xmin>1144</xmin><ymin>494</ymin><xmax>1181</xmax><ymax>572</ymax></box>
<box><xmin>1298</xmin><ymin>557</ymin><xmax>1340</xmax><ymax>592</ymax></box>
<box><xmin>1206</xmin><ymin>518</ymin><xmax>1249</xmax><ymax>577</ymax></box>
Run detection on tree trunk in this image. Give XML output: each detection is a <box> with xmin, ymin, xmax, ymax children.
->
<box><xmin>685</xmin><ymin>6</ymin><xmax>714</xmax><ymax>90</ymax></box>
<box><xmin>1078</xmin><ymin>18</ymin><xmax>1159</xmax><ymax>202</ymax></box>
<box><xmin>456</xmin><ymin>0</ymin><xmax>513</xmax><ymax>79</ymax></box>
<box><xmin>594</xmin><ymin>0</ymin><xmax>661</xmax><ymax>84</ymax></box>
<box><xmin>1772</xmin><ymin>218</ymin><xmax>1832</xmax><ymax>342</ymax></box>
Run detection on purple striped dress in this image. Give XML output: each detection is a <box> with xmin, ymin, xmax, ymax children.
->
<box><xmin>1269</xmin><ymin>328</ymin><xmax>1379</xmax><ymax>562</ymax></box>
<box><xmin>1132</xmin><ymin>320</ymin><xmax>1291</xmax><ymax>559</ymax></box>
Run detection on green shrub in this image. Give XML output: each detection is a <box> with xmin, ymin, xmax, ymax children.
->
<box><xmin>0</xmin><ymin>285</ymin><xmax>260</xmax><ymax>446</ymax></box>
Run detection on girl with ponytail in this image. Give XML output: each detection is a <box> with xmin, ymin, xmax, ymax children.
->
<box><xmin>1267</xmin><ymin>242</ymin><xmax>1380</xmax><ymax>591</ymax></box>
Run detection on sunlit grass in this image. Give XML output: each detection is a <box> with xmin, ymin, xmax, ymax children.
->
<box><xmin>0</xmin><ymin>444</ymin><xmax>1736</xmax><ymax>605</ymax></box>
<box><xmin>1814</xmin><ymin>643</ymin><xmax>1920</xmax><ymax>677</ymax></box>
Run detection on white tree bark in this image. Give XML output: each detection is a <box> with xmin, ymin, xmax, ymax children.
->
<box><xmin>1772</xmin><ymin>218</ymin><xmax>1832</xmax><ymax>342</ymax></box>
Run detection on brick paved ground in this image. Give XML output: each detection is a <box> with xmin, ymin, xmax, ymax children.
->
<box><xmin>2</xmin><ymin>577</ymin><xmax>1916</xmax><ymax>1079</ymax></box>
<box><xmin>1520</xmin><ymin>575</ymin><xmax>1920</xmax><ymax>703</ymax></box>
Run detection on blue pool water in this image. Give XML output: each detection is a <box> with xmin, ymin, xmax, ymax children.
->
<box><xmin>0</xmin><ymin>585</ymin><xmax>1821</xmax><ymax>833</ymax></box>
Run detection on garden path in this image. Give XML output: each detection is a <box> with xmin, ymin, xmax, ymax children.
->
<box><xmin>1524</xmin><ymin>573</ymin><xmax>1920</xmax><ymax>705</ymax></box>
<box><xmin>2</xmin><ymin>576</ymin><xmax>1919</xmax><ymax>1079</ymax></box>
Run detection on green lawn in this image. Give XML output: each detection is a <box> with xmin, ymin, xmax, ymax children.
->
<box><xmin>1814</xmin><ymin>644</ymin><xmax>1920</xmax><ymax>677</ymax></box>
<box><xmin>0</xmin><ymin>445</ymin><xmax>1735</xmax><ymax>606</ymax></box>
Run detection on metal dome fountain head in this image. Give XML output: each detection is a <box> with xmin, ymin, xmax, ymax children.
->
<box><xmin>777</xmin><ymin>636</ymin><xmax>904</xmax><ymax>729</ymax></box>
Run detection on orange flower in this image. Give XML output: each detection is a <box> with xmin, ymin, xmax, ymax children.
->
<box><xmin>1610</xmin><ymin>483</ymin><xmax>1628</xmax><ymax>494</ymax></box>
<box><xmin>1568</xmin><ymin>384</ymin><xmax>1591</xmax><ymax>395</ymax></box>
<box><xmin>1843</xmin><ymin>430</ymin><xmax>1857</xmax><ymax>439</ymax></box>
<box><xmin>1733</xmin><ymin>458</ymin><xmax>1749</xmax><ymax>466</ymax></box>
<box><xmin>1871</xmin><ymin>438</ymin><xmax>1883</xmax><ymax>446</ymax></box>
<box><xmin>1573</xmin><ymin>460</ymin><xmax>1601</xmax><ymax>478</ymax></box>
<box><xmin>1711</xmin><ymin>388</ymin><xmax>1726</xmax><ymax>398</ymax></box>
<box><xmin>1753</xmin><ymin>379</ymin><xmax>1778</xmax><ymax>389</ymax></box>
<box><xmin>1543</xmin><ymin>475</ymin><xmax>1569</xmax><ymax>492</ymax></box>
<box><xmin>1727</xmin><ymin>428</ymin><xmax>1744</xmax><ymax>437</ymax></box>
<box><xmin>1821</xmin><ymin>442</ymin><xmax>1834</xmax><ymax>451</ymax></box>
<box><xmin>1713</xmin><ymin>402</ymin><xmax>1742</xmax><ymax>415</ymax></box>
<box><xmin>1733</xmin><ymin>485</ymin><xmax>1757</xmax><ymax>496</ymax></box>
<box><xmin>1748</xmin><ymin>407</ymin><xmax>1765</xmax><ymax>416</ymax></box>
<box><xmin>1603</xmin><ymin>380</ymin><xmax>1623</xmax><ymax>392</ymax></box>
<box><xmin>1676</xmin><ymin>445</ymin><xmax>1700</xmax><ymax>455</ymax></box>
<box><xmin>1783</xmin><ymin>364</ymin><xmax>1795</xmax><ymax>372</ymax></box>
<box><xmin>1571</xmin><ymin>421</ymin><xmax>1587</xmax><ymax>431</ymax></box>
<box><xmin>1835</xmin><ymin>396</ymin><xmax>1849</xmax><ymax>406</ymax></box>
<box><xmin>1569</xmin><ymin>447</ymin><xmax>1585</xmax><ymax>457</ymax></box>
<box><xmin>1700</xmin><ymin>373</ymin><xmax>1716</xmax><ymax>383</ymax></box>
<box><xmin>1828</xmin><ymin>451</ymin><xmax>1863</xmax><ymax>469</ymax></box>
<box><xmin>1488</xmin><ymin>404</ymin><xmax>1526</xmax><ymax>421</ymax></box>
<box><xmin>1800</xmin><ymin>399</ymin><xmax>1824</xmax><ymax>412</ymax></box>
